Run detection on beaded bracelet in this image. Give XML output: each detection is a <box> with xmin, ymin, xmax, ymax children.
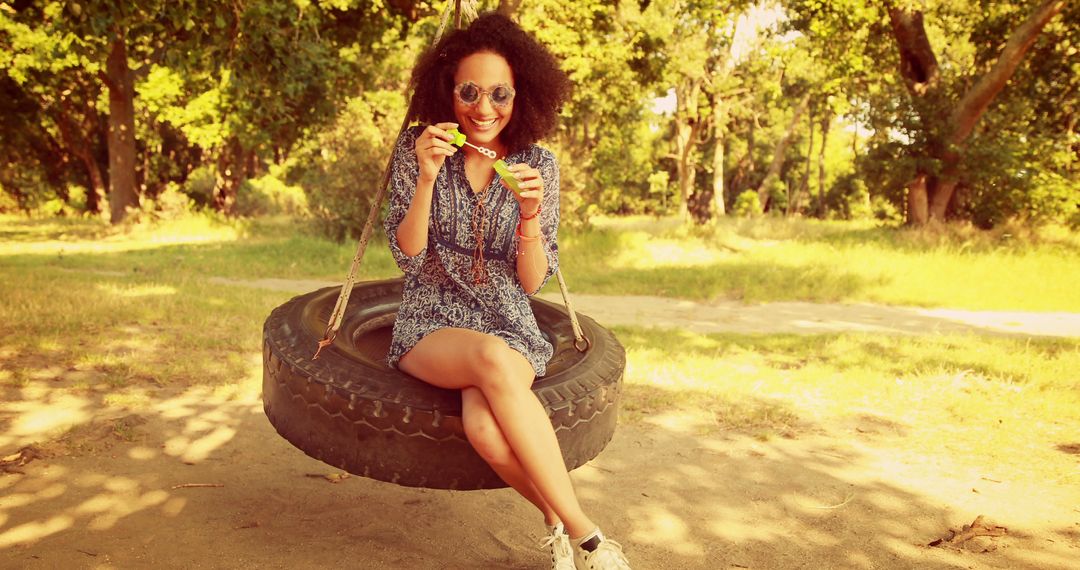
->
<box><xmin>515</xmin><ymin>222</ymin><xmax>542</xmax><ymax>256</ymax></box>
<box><xmin>519</xmin><ymin>203</ymin><xmax>541</xmax><ymax>221</ymax></box>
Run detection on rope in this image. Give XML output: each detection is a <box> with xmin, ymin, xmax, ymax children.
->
<box><xmin>313</xmin><ymin>113</ymin><xmax>407</xmax><ymax>360</ymax></box>
<box><xmin>555</xmin><ymin>269</ymin><xmax>590</xmax><ymax>352</ymax></box>
<box><xmin>314</xmin><ymin>0</ymin><xmax>589</xmax><ymax>359</ymax></box>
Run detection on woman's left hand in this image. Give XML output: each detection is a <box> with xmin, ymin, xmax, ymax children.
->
<box><xmin>503</xmin><ymin>163</ymin><xmax>543</xmax><ymax>217</ymax></box>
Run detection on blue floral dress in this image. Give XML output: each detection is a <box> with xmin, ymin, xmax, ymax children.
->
<box><xmin>383</xmin><ymin>126</ymin><xmax>561</xmax><ymax>376</ymax></box>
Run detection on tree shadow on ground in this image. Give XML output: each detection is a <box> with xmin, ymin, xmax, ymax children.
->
<box><xmin>2</xmin><ymin>374</ymin><xmax>1078</xmax><ymax>569</ymax></box>
<box><xmin>2</xmin><ymin>223</ymin><xmax>1077</xmax><ymax>568</ymax></box>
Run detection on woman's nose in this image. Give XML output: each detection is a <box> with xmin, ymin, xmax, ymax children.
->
<box><xmin>476</xmin><ymin>93</ymin><xmax>496</xmax><ymax>113</ymax></box>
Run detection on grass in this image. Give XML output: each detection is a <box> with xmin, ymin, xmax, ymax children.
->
<box><xmin>1</xmin><ymin>212</ymin><xmax>1077</xmax><ymax>480</ymax></box>
<box><xmin>4</xmin><ymin>213</ymin><xmax>1079</xmax><ymax>311</ymax></box>
<box><xmin>616</xmin><ymin>325</ymin><xmax>1080</xmax><ymax>484</ymax></box>
<box><xmin>560</xmin><ymin>215</ymin><xmax>1080</xmax><ymax>310</ymax></box>
<box><xmin>0</xmin><ymin>214</ymin><xmax>401</xmax><ymax>282</ymax></box>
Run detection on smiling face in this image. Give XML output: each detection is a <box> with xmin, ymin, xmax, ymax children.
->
<box><xmin>452</xmin><ymin>51</ymin><xmax>514</xmax><ymax>155</ymax></box>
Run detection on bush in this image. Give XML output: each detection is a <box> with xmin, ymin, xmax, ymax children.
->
<box><xmin>732</xmin><ymin>190</ymin><xmax>762</xmax><ymax>218</ymax></box>
<box><xmin>141</xmin><ymin>182</ymin><xmax>197</xmax><ymax>220</ymax></box>
<box><xmin>0</xmin><ymin>191</ymin><xmax>20</xmax><ymax>213</ymax></box>
<box><xmin>182</xmin><ymin>166</ymin><xmax>217</xmax><ymax>208</ymax></box>
<box><xmin>870</xmin><ymin>195</ymin><xmax>903</xmax><ymax>224</ymax></box>
<box><xmin>234</xmin><ymin>170</ymin><xmax>309</xmax><ymax>217</ymax></box>
<box><xmin>289</xmin><ymin>91</ymin><xmax>404</xmax><ymax>242</ymax></box>
<box><xmin>764</xmin><ymin>178</ymin><xmax>786</xmax><ymax>213</ymax></box>
<box><xmin>825</xmin><ymin>174</ymin><xmax>874</xmax><ymax>220</ymax></box>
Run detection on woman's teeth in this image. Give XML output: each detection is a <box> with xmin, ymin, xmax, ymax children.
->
<box><xmin>471</xmin><ymin>118</ymin><xmax>497</xmax><ymax>128</ymax></box>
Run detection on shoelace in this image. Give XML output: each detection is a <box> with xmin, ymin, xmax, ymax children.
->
<box><xmin>586</xmin><ymin>539</ymin><xmax>631</xmax><ymax>569</ymax></box>
<box><xmin>539</xmin><ymin>533</ymin><xmax>575</xmax><ymax>570</ymax></box>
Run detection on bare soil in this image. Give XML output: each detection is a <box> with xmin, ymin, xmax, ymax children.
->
<box><xmin>2</xmin><ymin>281</ymin><xmax>1078</xmax><ymax>569</ymax></box>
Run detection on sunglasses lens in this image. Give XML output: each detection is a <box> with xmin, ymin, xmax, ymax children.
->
<box><xmin>457</xmin><ymin>83</ymin><xmax>480</xmax><ymax>104</ymax></box>
<box><xmin>491</xmin><ymin>86</ymin><xmax>513</xmax><ymax>106</ymax></box>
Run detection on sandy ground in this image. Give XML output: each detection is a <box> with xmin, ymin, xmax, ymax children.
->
<box><xmin>2</xmin><ymin>279</ymin><xmax>1079</xmax><ymax>569</ymax></box>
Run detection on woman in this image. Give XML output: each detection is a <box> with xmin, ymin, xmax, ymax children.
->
<box><xmin>383</xmin><ymin>12</ymin><xmax>631</xmax><ymax>570</ymax></box>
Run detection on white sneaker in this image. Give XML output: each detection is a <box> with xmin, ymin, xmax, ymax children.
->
<box><xmin>539</xmin><ymin>522</ymin><xmax>576</xmax><ymax>570</ymax></box>
<box><xmin>574</xmin><ymin>536</ymin><xmax>631</xmax><ymax>570</ymax></box>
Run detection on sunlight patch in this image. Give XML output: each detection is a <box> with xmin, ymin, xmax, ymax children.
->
<box><xmin>0</xmin><ymin>515</ymin><xmax>75</xmax><ymax>548</ymax></box>
<box><xmin>628</xmin><ymin>504</ymin><xmax>704</xmax><ymax>556</ymax></box>
<box><xmin>0</xmin><ymin>387</ymin><xmax>90</xmax><ymax>450</ymax></box>
<box><xmin>95</xmin><ymin>283</ymin><xmax>178</xmax><ymax>298</ymax></box>
<box><xmin>611</xmin><ymin>233</ymin><xmax>729</xmax><ymax>269</ymax></box>
<box><xmin>0</xmin><ymin>217</ymin><xmax>240</xmax><ymax>258</ymax></box>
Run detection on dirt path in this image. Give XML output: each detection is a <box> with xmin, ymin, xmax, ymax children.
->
<box><xmin>2</xmin><ymin>276</ymin><xmax>1078</xmax><ymax>569</ymax></box>
<box><xmin>209</xmin><ymin>276</ymin><xmax>1080</xmax><ymax>338</ymax></box>
<box><xmin>3</xmin><ymin>389</ymin><xmax>1078</xmax><ymax>570</ymax></box>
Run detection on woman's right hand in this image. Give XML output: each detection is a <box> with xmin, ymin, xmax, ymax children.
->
<box><xmin>416</xmin><ymin>122</ymin><xmax>459</xmax><ymax>183</ymax></box>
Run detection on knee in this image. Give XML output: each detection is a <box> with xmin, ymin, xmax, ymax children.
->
<box><xmin>463</xmin><ymin>412</ymin><xmax>514</xmax><ymax>467</ymax></box>
<box><xmin>470</xmin><ymin>338</ymin><xmax>519</xmax><ymax>390</ymax></box>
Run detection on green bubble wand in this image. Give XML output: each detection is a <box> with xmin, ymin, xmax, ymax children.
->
<box><xmin>446</xmin><ymin>127</ymin><xmax>523</xmax><ymax>195</ymax></box>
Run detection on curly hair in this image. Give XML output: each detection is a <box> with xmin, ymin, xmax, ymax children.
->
<box><xmin>406</xmin><ymin>12</ymin><xmax>571</xmax><ymax>155</ymax></box>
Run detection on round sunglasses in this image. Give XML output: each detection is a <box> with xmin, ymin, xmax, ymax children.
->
<box><xmin>453</xmin><ymin>81</ymin><xmax>516</xmax><ymax>108</ymax></box>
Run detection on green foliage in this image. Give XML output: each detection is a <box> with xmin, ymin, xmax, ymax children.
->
<box><xmin>1</xmin><ymin>0</ymin><xmax>1075</xmax><ymax>231</ymax></box>
<box><xmin>138</xmin><ymin>65</ymin><xmax>225</xmax><ymax>150</ymax></box>
<box><xmin>732</xmin><ymin>190</ymin><xmax>761</xmax><ymax>218</ymax></box>
<box><xmin>825</xmin><ymin>174</ymin><xmax>872</xmax><ymax>220</ymax></box>
<box><xmin>0</xmin><ymin>188</ymin><xmax>18</xmax><ymax>213</ymax></box>
<box><xmin>143</xmin><ymin>183</ymin><xmax>198</xmax><ymax>220</ymax></box>
<box><xmin>591</xmin><ymin>119</ymin><xmax>666</xmax><ymax>215</ymax></box>
<box><xmin>289</xmin><ymin>91</ymin><xmax>405</xmax><ymax>242</ymax></box>
<box><xmin>870</xmin><ymin>195</ymin><xmax>903</xmax><ymax>224</ymax></box>
<box><xmin>235</xmin><ymin>170</ymin><xmax>309</xmax><ymax>218</ymax></box>
<box><xmin>181</xmin><ymin>166</ymin><xmax>216</xmax><ymax>208</ymax></box>
<box><xmin>519</xmin><ymin>0</ymin><xmax>667</xmax><ymax>216</ymax></box>
<box><xmin>783</xmin><ymin>0</ymin><xmax>1078</xmax><ymax>227</ymax></box>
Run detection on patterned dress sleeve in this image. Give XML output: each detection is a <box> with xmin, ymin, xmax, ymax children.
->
<box><xmin>526</xmin><ymin>148</ymin><xmax>560</xmax><ymax>294</ymax></box>
<box><xmin>383</xmin><ymin>127</ymin><xmax>426</xmax><ymax>276</ymax></box>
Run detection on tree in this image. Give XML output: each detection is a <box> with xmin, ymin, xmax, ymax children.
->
<box><xmin>517</xmin><ymin>0</ymin><xmax>668</xmax><ymax>219</ymax></box>
<box><xmin>1</xmin><ymin>3</ymin><xmax>110</xmax><ymax>214</ymax></box>
<box><xmin>654</xmin><ymin>1</ymin><xmax>752</xmax><ymax>222</ymax></box>
<box><xmin>785</xmin><ymin>0</ymin><xmax>1073</xmax><ymax>226</ymax></box>
<box><xmin>1</xmin><ymin>1</ymin><xmax>223</xmax><ymax>222</ymax></box>
<box><xmin>887</xmin><ymin>0</ymin><xmax>1067</xmax><ymax>225</ymax></box>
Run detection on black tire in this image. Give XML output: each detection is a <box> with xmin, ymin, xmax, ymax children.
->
<box><xmin>262</xmin><ymin>278</ymin><xmax>625</xmax><ymax>490</ymax></box>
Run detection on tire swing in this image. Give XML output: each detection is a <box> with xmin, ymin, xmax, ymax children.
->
<box><xmin>261</xmin><ymin>2</ymin><xmax>626</xmax><ymax>490</ymax></box>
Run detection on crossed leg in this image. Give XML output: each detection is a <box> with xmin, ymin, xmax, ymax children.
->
<box><xmin>398</xmin><ymin>327</ymin><xmax>595</xmax><ymax>537</ymax></box>
<box><xmin>462</xmin><ymin>387</ymin><xmax>559</xmax><ymax>524</ymax></box>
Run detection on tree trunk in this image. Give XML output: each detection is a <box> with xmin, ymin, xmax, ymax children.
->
<box><xmin>674</xmin><ymin>79</ymin><xmax>703</xmax><ymax>222</ymax></box>
<box><xmin>214</xmin><ymin>137</ymin><xmax>245</xmax><ymax>215</ymax></box>
<box><xmin>887</xmin><ymin>8</ymin><xmax>940</xmax><ymax>96</ymax></box>
<box><xmin>756</xmin><ymin>92</ymin><xmax>810</xmax><ymax>212</ymax></box>
<box><xmin>928</xmin><ymin>0</ymin><xmax>1066</xmax><ymax>221</ymax></box>
<box><xmin>816</xmin><ymin>110</ymin><xmax>831</xmax><ymax>217</ymax></box>
<box><xmin>890</xmin><ymin>0</ymin><xmax>1066</xmax><ymax>224</ymax></box>
<box><xmin>711</xmin><ymin>96</ymin><xmax>727</xmax><ymax>217</ymax></box>
<box><xmin>497</xmin><ymin>0</ymin><xmax>522</xmax><ymax>17</ymax></box>
<box><xmin>245</xmin><ymin>148</ymin><xmax>259</xmax><ymax>178</ymax></box>
<box><xmin>729</xmin><ymin>114</ymin><xmax>756</xmax><ymax>198</ymax></box>
<box><xmin>907</xmin><ymin>172</ymin><xmax>929</xmax><ymax>225</ymax></box>
<box><xmin>53</xmin><ymin>102</ymin><xmax>105</xmax><ymax>215</ymax></box>
<box><xmin>790</xmin><ymin>108</ymin><xmax>814</xmax><ymax>217</ymax></box>
<box><xmin>102</xmin><ymin>30</ymin><xmax>139</xmax><ymax>223</ymax></box>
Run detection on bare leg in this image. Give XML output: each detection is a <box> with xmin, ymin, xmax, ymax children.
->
<box><xmin>399</xmin><ymin>328</ymin><xmax>595</xmax><ymax>537</ymax></box>
<box><xmin>462</xmin><ymin>387</ymin><xmax>560</xmax><ymax>525</ymax></box>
